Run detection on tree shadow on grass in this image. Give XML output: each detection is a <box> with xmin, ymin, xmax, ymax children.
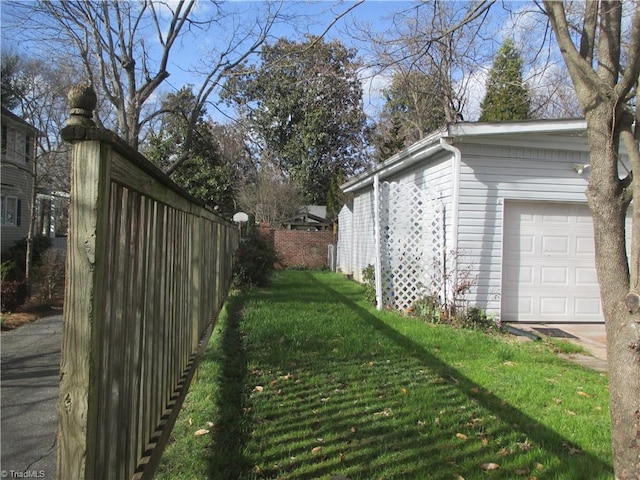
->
<box><xmin>303</xmin><ymin>272</ymin><xmax>613</xmax><ymax>479</ymax></box>
<box><xmin>207</xmin><ymin>293</ymin><xmax>253</xmax><ymax>479</ymax></box>
<box><xmin>206</xmin><ymin>272</ymin><xmax>612</xmax><ymax>479</ymax></box>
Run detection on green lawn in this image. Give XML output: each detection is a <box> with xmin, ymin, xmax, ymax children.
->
<box><xmin>156</xmin><ymin>270</ymin><xmax>613</xmax><ymax>480</ymax></box>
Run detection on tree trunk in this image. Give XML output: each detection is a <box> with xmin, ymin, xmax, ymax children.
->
<box><xmin>586</xmin><ymin>106</ymin><xmax>640</xmax><ymax>480</ymax></box>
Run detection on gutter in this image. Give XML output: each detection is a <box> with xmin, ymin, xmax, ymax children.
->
<box><xmin>342</xmin><ymin>127</ymin><xmax>448</xmax><ymax>194</ymax></box>
<box><xmin>439</xmin><ymin>136</ymin><xmax>462</xmax><ymax>305</ymax></box>
<box><xmin>439</xmin><ymin>137</ymin><xmax>461</xmax><ymax>255</ymax></box>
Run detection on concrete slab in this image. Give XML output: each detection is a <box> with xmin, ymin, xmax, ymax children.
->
<box><xmin>506</xmin><ymin>322</ymin><xmax>608</xmax><ymax>372</ymax></box>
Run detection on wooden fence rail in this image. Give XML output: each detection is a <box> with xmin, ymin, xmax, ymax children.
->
<box><xmin>57</xmin><ymin>86</ymin><xmax>238</xmax><ymax>480</ymax></box>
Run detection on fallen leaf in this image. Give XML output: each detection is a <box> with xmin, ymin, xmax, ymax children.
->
<box><xmin>206</xmin><ymin>421</ymin><xmax>214</xmax><ymax>427</ymax></box>
<box><xmin>480</xmin><ymin>462</ymin><xmax>500</xmax><ymax>470</ymax></box>
<box><xmin>481</xmin><ymin>436</ymin><xmax>489</xmax><ymax>446</ymax></box>
<box><xmin>401</xmin><ymin>388</ymin><xmax>408</xmax><ymax>395</ymax></box>
<box><xmin>254</xmin><ymin>385</ymin><xmax>264</xmax><ymax>392</ymax></box>
<box><xmin>311</xmin><ymin>446</ymin><xmax>323</xmax><ymax>454</ymax></box>
<box><xmin>515</xmin><ymin>468</ymin><xmax>530</xmax><ymax>476</ymax></box>
<box><xmin>350</xmin><ymin>426</ymin><xmax>357</xmax><ymax>433</ymax></box>
<box><xmin>188</xmin><ymin>418</ymin><xmax>193</xmax><ymax>426</ymax></box>
<box><xmin>453</xmin><ymin>475</ymin><xmax>465</xmax><ymax>480</ymax></box>
<box><xmin>535</xmin><ymin>463</ymin><xmax>545</xmax><ymax>470</ymax></box>
<box><xmin>553</xmin><ymin>397</ymin><xmax>562</xmax><ymax>404</ymax></box>
<box><xmin>503</xmin><ymin>361</ymin><xmax>517</xmax><ymax>366</ymax></box>
<box><xmin>456</xmin><ymin>433</ymin><xmax>468</xmax><ymax>440</ymax></box>
<box><xmin>577</xmin><ymin>391</ymin><xmax>590</xmax><ymax>398</ymax></box>
<box><xmin>565</xmin><ymin>410</ymin><xmax>577</xmax><ymax>416</ymax></box>
<box><xmin>194</xmin><ymin>429</ymin><xmax>209</xmax><ymax>436</ymax></box>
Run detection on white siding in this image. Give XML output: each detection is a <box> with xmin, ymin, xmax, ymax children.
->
<box><xmin>336</xmin><ymin>204</ymin><xmax>353</xmax><ymax>274</ymax></box>
<box><xmin>1</xmin><ymin>165</ymin><xmax>33</xmax><ymax>249</ymax></box>
<box><xmin>455</xmin><ymin>138</ymin><xmax>591</xmax><ymax>318</ymax></box>
<box><xmin>339</xmin><ymin>153</ymin><xmax>454</xmax><ymax>285</ymax></box>
<box><xmin>349</xmin><ymin>190</ymin><xmax>376</xmax><ymax>282</ymax></box>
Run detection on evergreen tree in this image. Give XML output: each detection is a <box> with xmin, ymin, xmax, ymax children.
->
<box><xmin>479</xmin><ymin>39</ymin><xmax>530</xmax><ymax>121</ymax></box>
<box><xmin>372</xmin><ymin>69</ymin><xmax>448</xmax><ymax>162</ymax></box>
<box><xmin>144</xmin><ymin>87</ymin><xmax>236</xmax><ymax>218</ymax></box>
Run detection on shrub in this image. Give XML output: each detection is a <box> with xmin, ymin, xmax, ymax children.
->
<box><xmin>33</xmin><ymin>248</ymin><xmax>66</xmax><ymax>302</ymax></box>
<box><xmin>411</xmin><ymin>295</ymin><xmax>442</xmax><ymax>323</ymax></box>
<box><xmin>1</xmin><ymin>261</ymin><xmax>21</xmax><ymax>281</ymax></box>
<box><xmin>1</xmin><ymin>279</ymin><xmax>28</xmax><ymax>312</ymax></box>
<box><xmin>233</xmin><ymin>230</ymin><xmax>278</xmax><ymax>289</ymax></box>
<box><xmin>0</xmin><ymin>235</ymin><xmax>53</xmax><ymax>278</ymax></box>
<box><xmin>362</xmin><ymin>264</ymin><xmax>376</xmax><ymax>305</ymax></box>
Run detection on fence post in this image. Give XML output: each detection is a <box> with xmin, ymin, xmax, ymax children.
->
<box><xmin>57</xmin><ymin>85</ymin><xmax>111</xmax><ymax>480</ymax></box>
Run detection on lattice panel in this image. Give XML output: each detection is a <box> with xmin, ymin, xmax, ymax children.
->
<box><xmin>378</xmin><ymin>182</ymin><xmax>443</xmax><ymax>310</ymax></box>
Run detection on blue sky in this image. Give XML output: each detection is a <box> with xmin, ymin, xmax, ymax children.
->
<box><xmin>1</xmin><ymin>1</ymin><xmax>560</xmax><ymax>122</ymax></box>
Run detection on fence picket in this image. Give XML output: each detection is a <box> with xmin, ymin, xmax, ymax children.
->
<box><xmin>57</xmin><ymin>89</ymin><xmax>238</xmax><ymax>480</ymax></box>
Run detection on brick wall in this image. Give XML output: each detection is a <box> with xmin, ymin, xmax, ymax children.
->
<box><xmin>258</xmin><ymin>224</ymin><xmax>335</xmax><ymax>269</ymax></box>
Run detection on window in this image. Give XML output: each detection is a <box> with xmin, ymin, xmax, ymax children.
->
<box><xmin>1</xmin><ymin>195</ymin><xmax>20</xmax><ymax>226</ymax></box>
<box><xmin>25</xmin><ymin>135</ymin><xmax>31</xmax><ymax>162</ymax></box>
<box><xmin>1</xmin><ymin>125</ymin><xmax>6</xmax><ymax>154</ymax></box>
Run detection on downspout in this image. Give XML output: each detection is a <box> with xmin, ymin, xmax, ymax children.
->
<box><xmin>439</xmin><ymin>137</ymin><xmax>462</xmax><ymax>305</ymax></box>
<box><xmin>373</xmin><ymin>173</ymin><xmax>383</xmax><ymax>310</ymax></box>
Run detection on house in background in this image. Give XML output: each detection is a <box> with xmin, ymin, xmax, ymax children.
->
<box><xmin>1</xmin><ymin>107</ymin><xmax>38</xmax><ymax>251</ymax></box>
<box><xmin>337</xmin><ymin>119</ymin><xmax>631</xmax><ymax>324</ymax></box>
<box><xmin>281</xmin><ymin>205</ymin><xmax>332</xmax><ymax>231</ymax></box>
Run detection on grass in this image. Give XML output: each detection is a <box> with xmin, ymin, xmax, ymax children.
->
<box><xmin>156</xmin><ymin>270</ymin><xmax>613</xmax><ymax>480</ymax></box>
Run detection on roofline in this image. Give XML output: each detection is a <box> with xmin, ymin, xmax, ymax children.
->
<box><xmin>342</xmin><ymin>126</ymin><xmax>448</xmax><ymax>193</ymax></box>
<box><xmin>341</xmin><ymin>118</ymin><xmax>587</xmax><ymax>194</ymax></box>
<box><xmin>1</xmin><ymin>107</ymin><xmax>40</xmax><ymax>134</ymax></box>
<box><xmin>447</xmin><ymin>117</ymin><xmax>586</xmax><ymax>137</ymax></box>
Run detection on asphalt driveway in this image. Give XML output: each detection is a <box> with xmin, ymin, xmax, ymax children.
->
<box><xmin>1</xmin><ymin>315</ymin><xmax>61</xmax><ymax>480</ymax></box>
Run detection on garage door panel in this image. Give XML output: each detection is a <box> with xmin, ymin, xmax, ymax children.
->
<box><xmin>574</xmin><ymin>297</ymin><xmax>602</xmax><ymax>315</ymax></box>
<box><xmin>541</xmin><ymin>235</ymin><xmax>569</xmax><ymax>254</ymax></box>
<box><xmin>540</xmin><ymin>266</ymin><xmax>568</xmax><ymax>284</ymax></box>
<box><xmin>502</xmin><ymin>201</ymin><xmax>604</xmax><ymax>323</ymax></box>
<box><xmin>540</xmin><ymin>296</ymin><xmax>568</xmax><ymax>315</ymax></box>
<box><xmin>576</xmin><ymin>236</ymin><xmax>595</xmax><ymax>255</ymax></box>
<box><xmin>575</xmin><ymin>267</ymin><xmax>598</xmax><ymax>286</ymax></box>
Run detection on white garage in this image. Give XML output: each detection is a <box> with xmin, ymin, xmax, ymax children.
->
<box><xmin>502</xmin><ymin>201</ymin><xmax>601</xmax><ymax>323</ymax></box>
<box><xmin>338</xmin><ymin>119</ymin><xmax>631</xmax><ymax>324</ymax></box>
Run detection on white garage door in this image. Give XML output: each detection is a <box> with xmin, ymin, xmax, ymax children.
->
<box><xmin>502</xmin><ymin>202</ymin><xmax>603</xmax><ymax>323</ymax></box>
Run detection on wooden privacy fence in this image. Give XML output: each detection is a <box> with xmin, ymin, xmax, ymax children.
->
<box><xmin>57</xmin><ymin>86</ymin><xmax>239</xmax><ymax>480</ymax></box>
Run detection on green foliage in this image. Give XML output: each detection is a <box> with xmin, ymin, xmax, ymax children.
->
<box><xmin>479</xmin><ymin>39</ymin><xmax>530</xmax><ymax>121</ymax></box>
<box><xmin>1</xmin><ymin>235</ymin><xmax>53</xmax><ymax>279</ymax></box>
<box><xmin>411</xmin><ymin>295</ymin><xmax>442</xmax><ymax>322</ymax></box>
<box><xmin>1</xmin><ymin>279</ymin><xmax>28</xmax><ymax>312</ymax></box>
<box><xmin>373</xmin><ymin>69</ymin><xmax>448</xmax><ymax>161</ymax></box>
<box><xmin>144</xmin><ymin>87</ymin><xmax>237</xmax><ymax>217</ymax></box>
<box><xmin>1</xmin><ymin>52</ymin><xmax>27</xmax><ymax>110</ymax></box>
<box><xmin>362</xmin><ymin>264</ymin><xmax>376</xmax><ymax>305</ymax></box>
<box><xmin>223</xmin><ymin>35</ymin><xmax>370</xmax><ymax>204</ymax></box>
<box><xmin>1</xmin><ymin>261</ymin><xmax>20</xmax><ymax>282</ymax></box>
<box><xmin>232</xmin><ymin>230</ymin><xmax>277</xmax><ymax>289</ymax></box>
<box><xmin>325</xmin><ymin>170</ymin><xmax>345</xmax><ymax>222</ymax></box>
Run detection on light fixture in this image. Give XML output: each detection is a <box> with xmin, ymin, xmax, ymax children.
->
<box><xmin>573</xmin><ymin>163</ymin><xmax>590</xmax><ymax>174</ymax></box>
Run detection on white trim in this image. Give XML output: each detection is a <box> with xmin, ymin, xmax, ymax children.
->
<box><xmin>342</xmin><ymin>119</ymin><xmax>588</xmax><ymax>195</ymax></box>
<box><xmin>448</xmin><ymin>118</ymin><xmax>586</xmax><ymax>137</ymax></box>
<box><xmin>373</xmin><ymin>174</ymin><xmax>383</xmax><ymax>310</ymax></box>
